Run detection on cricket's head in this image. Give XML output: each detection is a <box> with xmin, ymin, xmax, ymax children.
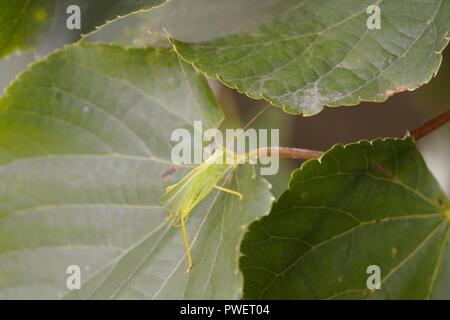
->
<box><xmin>210</xmin><ymin>137</ymin><xmax>218</xmax><ymax>155</ymax></box>
<box><xmin>205</xmin><ymin>146</ymin><xmax>239</xmax><ymax>168</ymax></box>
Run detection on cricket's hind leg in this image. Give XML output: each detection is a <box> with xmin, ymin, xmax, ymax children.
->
<box><xmin>214</xmin><ymin>185</ymin><xmax>243</xmax><ymax>200</ymax></box>
<box><xmin>180</xmin><ymin>216</ymin><xmax>193</xmax><ymax>272</ymax></box>
<box><xmin>165</xmin><ymin>213</ymin><xmax>192</xmax><ymax>271</ymax></box>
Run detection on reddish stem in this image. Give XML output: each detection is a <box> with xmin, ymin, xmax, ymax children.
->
<box><xmin>411</xmin><ymin>109</ymin><xmax>450</xmax><ymax>140</ymax></box>
<box><xmin>254</xmin><ymin>109</ymin><xmax>450</xmax><ymax>161</ymax></box>
<box><xmin>256</xmin><ymin>147</ymin><xmax>324</xmax><ymax>160</ymax></box>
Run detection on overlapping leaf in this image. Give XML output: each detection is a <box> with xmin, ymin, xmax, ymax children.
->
<box><xmin>87</xmin><ymin>0</ymin><xmax>294</xmax><ymax>46</ymax></box>
<box><xmin>0</xmin><ymin>0</ymin><xmax>166</xmax><ymax>59</ymax></box>
<box><xmin>241</xmin><ymin>137</ymin><xmax>450</xmax><ymax>299</ymax></box>
<box><xmin>0</xmin><ymin>43</ymin><xmax>273</xmax><ymax>299</ymax></box>
<box><xmin>173</xmin><ymin>0</ymin><xmax>450</xmax><ymax>115</ymax></box>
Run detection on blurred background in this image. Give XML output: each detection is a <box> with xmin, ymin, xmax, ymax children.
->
<box><xmin>1</xmin><ymin>0</ymin><xmax>448</xmax><ymax>198</ymax></box>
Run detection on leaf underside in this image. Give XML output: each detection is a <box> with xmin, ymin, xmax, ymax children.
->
<box><xmin>241</xmin><ymin>137</ymin><xmax>449</xmax><ymax>299</ymax></box>
<box><xmin>0</xmin><ymin>43</ymin><xmax>272</xmax><ymax>299</ymax></box>
<box><xmin>173</xmin><ymin>0</ymin><xmax>450</xmax><ymax>115</ymax></box>
<box><xmin>87</xmin><ymin>0</ymin><xmax>297</xmax><ymax>47</ymax></box>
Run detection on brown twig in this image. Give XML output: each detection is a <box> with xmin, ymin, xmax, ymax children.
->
<box><xmin>411</xmin><ymin>109</ymin><xmax>450</xmax><ymax>140</ymax></box>
<box><xmin>253</xmin><ymin>110</ymin><xmax>449</xmax><ymax>161</ymax></box>
<box><xmin>256</xmin><ymin>147</ymin><xmax>324</xmax><ymax>161</ymax></box>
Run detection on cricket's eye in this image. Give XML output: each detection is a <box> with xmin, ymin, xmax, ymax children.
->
<box><xmin>210</xmin><ymin>139</ymin><xmax>217</xmax><ymax>155</ymax></box>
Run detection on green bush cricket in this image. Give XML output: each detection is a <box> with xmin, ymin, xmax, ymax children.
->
<box><xmin>161</xmin><ymin>30</ymin><xmax>269</xmax><ymax>272</ymax></box>
<box><xmin>160</xmin><ymin>101</ymin><xmax>270</xmax><ymax>272</ymax></box>
<box><xmin>160</xmin><ymin>146</ymin><xmax>244</xmax><ymax>272</ymax></box>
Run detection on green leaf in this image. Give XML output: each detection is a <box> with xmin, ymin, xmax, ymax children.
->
<box><xmin>0</xmin><ymin>0</ymin><xmax>46</xmax><ymax>59</ymax></box>
<box><xmin>173</xmin><ymin>0</ymin><xmax>450</xmax><ymax>115</ymax></box>
<box><xmin>87</xmin><ymin>0</ymin><xmax>295</xmax><ymax>46</ymax></box>
<box><xmin>241</xmin><ymin>137</ymin><xmax>449</xmax><ymax>299</ymax></box>
<box><xmin>0</xmin><ymin>43</ymin><xmax>273</xmax><ymax>299</ymax></box>
<box><xmin>0</xmin><ymin>0</ymin><xmax>167</xmax><ymax>59</ymax></box>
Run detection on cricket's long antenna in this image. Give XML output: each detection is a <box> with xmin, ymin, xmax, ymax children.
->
<box><xmin>164</xmin><ymin>25</ymin><xmax>272</xmax><ymax>134</ymax></box>
<box><xmin>163</xmin><ymin>27</ymin><xmax>211</xmax><ymax>128</ymax></box>
<box><xmin>241</xmin><ymin>103</ymin><xmax>271</xmax><ymax>132</ymax></box>
<box><xmin>164</xmin><ymin>26</ymin><xmax>274</xmax><ymax>154</ymax></box>
<box><xmin>223</xmin><ymin>103</ymin><xmax>271</xmax><ymax>151</ymax></box>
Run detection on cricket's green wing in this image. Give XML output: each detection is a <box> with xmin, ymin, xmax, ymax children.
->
<box><xmin>160</xmin><ymin>162</ymin><xmax>234</xmax><ymax>216</ymax></box>
<box><xmin>160</xmin><ymin>163</ymin><xmax>204</xmax><ymax>212</ymax></box>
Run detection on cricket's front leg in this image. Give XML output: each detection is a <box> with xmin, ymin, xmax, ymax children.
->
<box><xmin>165</xmin><ymin>211</ymin><xmax>174</xmax><ymax>223</ymax></box>
<box><xmin>214</xmin><ymin>185</ymin><xmax>243</xmax><ymax>200</ymax></box>
<box><xmin>165</xmin><ymin>212</ymin><xmax>184</xmax><ymax>229</ymax></box>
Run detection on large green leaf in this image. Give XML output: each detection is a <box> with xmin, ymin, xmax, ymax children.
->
<box><xmin>0</xmin><ymin>43</ymin><xmax>273</xmax><ymax>299</ymax></box>
<box><xmin>241</xmin><ymin>137</ymin><xmax>449</xmax><ymax>299</ymax></box>
<box><xmin>0</xmin><ymin>0</ymin><xmax>166</xmax><ymax>59</ymax></box>
<box><xmin>173</xmin><ymin>0</ymin><xmax>450</xmax><ymax>115</ymax></box>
